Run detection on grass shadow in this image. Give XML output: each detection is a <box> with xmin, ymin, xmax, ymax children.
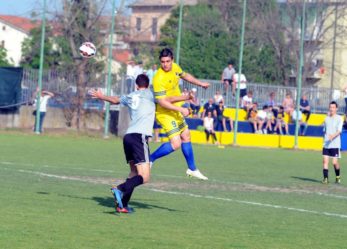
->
<box><xmin>92</xmin><ymin>196</ymin><xmax>180</xmax><ymax>212</ymax></box>
<box><xmin>291</xmin><ymin>176</ymin><xmax>321</xmax><ymax>183</ymax></box>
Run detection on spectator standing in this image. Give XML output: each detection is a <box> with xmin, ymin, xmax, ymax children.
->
<box><xmin>203</xmin><ymin>112</ymin><xmax>218</xmax><ymax>145</ymax></box>
<box><xmin>282</xmin><ymin>93</ymin><xmax>294</xmax><ymax>116</ymax></box>
<box><xmin>189</xmin><ymin>88</ymin><xmax>201</xmax><ymax>118</ymax></box>
<box><xmin>134</xmin><ymin>61</ymin><xmax>144</xmax><ymax>78</ymax></box>
<box><xmin>221</xmin><ymin>61</ymin><xmax>235</xmax><ymax>96</ymax></box>
<box><xmin>33</xmin><ymin>89</ymin><xmax>54</xmax><ymax>134</ymax></box>
<box><xmin>300</xmin><ymin>95</ymin><xmax>311</xmax><ymax>122</ymax></box>
<box><xmin>126</xmin><ymin>61</ymin><xmax>136</xmax><ymax>93</ymax></box>
<box><xmin>322</xmin><ymin>101</ymin><xmax>343</xmax><ymax>184</ymax></box>
<box><xmin>146</xmin><ymin>64</ymin><xmax>157</xmax><ymax>86</ymax></box>
<box><xmin>214</xmin><ymin>90</ymin><xmax>224</xmax><ymax>104</ymax></box>
<box><xmin>232</xmin><ymin>72</ymin><xmax>247</xmax><ymax>103</ymax></box>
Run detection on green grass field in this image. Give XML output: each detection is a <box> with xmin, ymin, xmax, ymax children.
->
<box><xmin>1</xmin><ymin>132</ymin><xmax>347</xmax><ymax>249</ymax></box>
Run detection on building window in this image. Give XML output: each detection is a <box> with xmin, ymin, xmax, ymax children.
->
<box><xmin>152</xmin><ymin>18</ymin><xmax>158</xmax><ymax>36</ymax></box>
<box><xmin>2</xmin><ymin>26</ymin><xmax>5</xmax><ymax>31</ymax></box>
<box><xmin>1</xmin><ymin>40</ymin><xmax>4</xmax><ymax>48</ymax></box>
<box><xmin>136</xmin><ymin>17</ymin><xmax>141</xmax><ymax>32</ymax></box>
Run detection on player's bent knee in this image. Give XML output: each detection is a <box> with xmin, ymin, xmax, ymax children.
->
<box><xmin>170</xmin><ymin>136</ymin><xmax>182</xmax><ymax>150</ymax></box>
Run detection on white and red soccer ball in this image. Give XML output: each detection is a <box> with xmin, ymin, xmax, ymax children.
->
<box><xmin>79</xmin><ymin>42</ymin><xmax>96</xmax><ymax>58</ymax></box>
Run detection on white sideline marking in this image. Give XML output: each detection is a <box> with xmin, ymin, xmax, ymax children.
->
<box><xmin>149</xmin><ymin>189</ymin><xmax>347</xmax><ymax>219</ymax></box>
<box><xmin>2</xmin><ymin>161</ymin><xmax>347</xmax><ymax>200</ymax></box>
<box><xmin>3</xmin><ymin>167</ymin><xmax>347</xmax><ymax>219</ymax></box>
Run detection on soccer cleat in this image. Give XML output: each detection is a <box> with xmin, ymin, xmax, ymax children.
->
<box><xmin>186</xmin><ymin>169</ymin><xmax>208</xmax><ymax>180</ymax></box>
<box><xmin>111</xmin><ymin>187</ymin><xmax>124</xmax><ymax>209</ymax></box>
<box><xmin>336</xmin><ymin>176</ymin><xmax>341</xmax><ymax>184</ymax></box>
<box><xmin>322</xmin><ymin>178</ymin><xmax>329</xmax><ymax>184</ymax></box>
<box><xmin>116</xmin><ymin>206</ymin><xmax>134</xmax><ymax>214</ymax></box>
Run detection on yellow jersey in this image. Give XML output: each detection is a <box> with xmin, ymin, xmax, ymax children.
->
<box><xmin>153</xmin><ymin>63</ymin><xmax>186</xmax><ymax>113</ymax></box>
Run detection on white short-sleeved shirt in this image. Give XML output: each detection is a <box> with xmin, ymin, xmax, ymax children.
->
<box><xmin>233</xmin><ymin>73</ymin><xmax>247</xmax><ymax>89</ymax></box>
<box><xmin>203</xmin><ymin>117</ymin><xmax>214</xmax><ymax>131</ymax></box>
<box><xmin>242</xmin><ymin>95</ymin><xmax>252</xmax><ymax>107</ymax></box>
<box><xmin>33</xmin><ymin>95</ymin><xmax>51</xmax><ymax>112</ymax></box>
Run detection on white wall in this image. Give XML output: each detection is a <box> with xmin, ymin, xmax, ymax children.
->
<box><xmin>0</xmin><ymin>21</ymin><xmax>28</xmax><ymax>66</ymax></box>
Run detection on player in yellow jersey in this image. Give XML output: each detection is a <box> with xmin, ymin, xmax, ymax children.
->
<box><xmin>150</xmin><ymin>48</ymin><xmax>210</xmax><ymax>180</ymax></box>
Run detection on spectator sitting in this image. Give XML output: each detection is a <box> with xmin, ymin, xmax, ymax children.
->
<box><xmin>266</xmin><ymin>92</ymin><xmax>278</xmax><ymax>117</ymax></box>
<box><xmin>189</xmin><ymin>88</ymin><xmax>201</xmax><ymax>118</ymax></box>
<box><xmin>256</xmin><ymin>105</ymin><xmax>268</xmax><ymax>134</ymax></box>
<box><xmin>214</xmin><ymin>90</ymin><xmax>224</xmax><ymax>104</ymax></box>
<box><xmin>203</xmin><ymin>112</ymin><xmax>219</xmax><ymax>145</ymax></box>
<box><xmin>247</xmin><ymin>102</ymin><xmax>258</xmax><ymax>133</ymax></box>
<box><xmin>299</xmin><ymin>94</ymin><xmax>311</xmax><ymax>122</ymax></box>
<box><xmin>274</xmin><ymin>105</ymin><xmax>289</xmax><ymax>135</ymax></box>
<box><xmin>291</xmin><ymin>109</ymin><xmax>308</xmax><ymax>136</ymax></box>
<box><xmin>264</xmin><ymin>105</ymin><xmax>275</xmax><ymax>134</ymax></box>
<box><xmin>282</xmin><ymin>93</ymin><xmax>294</xmax><ymax>116</ymax></box>
<box><xmin>215</xmin><ymin>100</ymin><xmax>233</xmax><ymax>132</ymax></box>
<box><xmin>202</xmin><ymin>98</ymin><xmax>217</xmax><ymax>119</ymax></box>
<box><xmin>242</xmin><ymin>90</ymin><xmax>253</xmax><ymax>113</ymax></box>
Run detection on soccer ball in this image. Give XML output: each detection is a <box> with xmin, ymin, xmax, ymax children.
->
<box><xmin>79</xmin><ymin>42</ymin><xmax>96</xmax><ymax>58</ymax></box>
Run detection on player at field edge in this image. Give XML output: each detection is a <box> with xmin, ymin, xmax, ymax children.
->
<box><xmin>89</xmin><ymin>74</ymin><xmax>192</xmax><ymax>213</ymax></box>
<box><xmin>150</xmin><ymin>48</ymin><xmax>210</xmax><ymax>180</ymax></box>
<box><xmin>322</xmin><ymin>101</ymin><xmax>343</xmax><ymax>184</ymax></box>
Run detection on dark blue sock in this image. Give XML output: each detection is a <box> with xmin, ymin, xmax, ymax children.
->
<box><xmin>181</xmin><ymin>142</ymin><xmax>197</xmax><ymax>171</ymax></box>
<box><xmin>150</xmin><ymin>142</ymin><xmax>174</xmax><ymax>162</ymax></box>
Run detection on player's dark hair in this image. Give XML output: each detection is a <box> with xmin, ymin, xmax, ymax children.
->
<box><xmin>330</xmin><ymin>101</ymin><xmax>338</xmax><ymax>108</ymax></box>
<box><xmin>159</xmin><ymin>48</ymin><xmax>174</xmax><ymax>59</ymax></box>
<box><xmin>135</xmin><ymin>74</ymin><xmax>149</xmax><ymax>88</ymax></box>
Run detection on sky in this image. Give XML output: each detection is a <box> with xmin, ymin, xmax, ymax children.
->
<box><xmin>0</xmin><ymin>0</ymin><xmax>136</xmax><ymax>17</ymax></box>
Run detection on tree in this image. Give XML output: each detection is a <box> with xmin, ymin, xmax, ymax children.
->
<box><xmin>60</xmin><ymin>0</ymin><xmax>106</xmax><ymax>130</ymax></box>
<box><xmin>158</xmin><ymin>2</ymin><xmax>283</xmax><ymax>83</ymax></box>
<box><xmin>0</xmin><ymin>47</ymin><xmax>13</xmax><ymax>67</ymax></box>
<box><xmin>21</xmin><ymin>25</ymin><xmax>62</xmax><ymax>69</ymax></box>
<box><xmin>159</xmin><ymin>4</ymin><xmax>238</xmax><ymax>80</ymax></box>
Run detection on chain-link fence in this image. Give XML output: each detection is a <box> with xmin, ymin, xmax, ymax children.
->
<box><xmin>17</xmin><ymin>68</ymin><xmax>346</xmax><ymax>114</ymax></box>
<box><xmin>182</xmin><ymin>80</ymin><xmax>345</xmax><ymax>114</ymax></box>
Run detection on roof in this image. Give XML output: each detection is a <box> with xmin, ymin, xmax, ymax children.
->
<box><xmin>112</xmin><ymin>49</ymin><xmax>131</xmax><ymax>64</ymax></box>
<box><xmin>0</xmin><ymin>15</ymin><xmax>39</xmax><ymax>34</ymax></box>
<box><xmin>129</xmin><ymin>0</ymin><xmax>197</xmax><ymax>7</ymax></box>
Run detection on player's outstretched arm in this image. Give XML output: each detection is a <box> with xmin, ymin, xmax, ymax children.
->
<box><xmin>181</xmin><ymin>73</ymin><xmax>210</xmax><ymax>89</ymax></box>
<box><xmin>157</xmin><ymin>98</ymin><xmax>189</xmax><ymax>117</ymax></box>
<box><xmin>88</xmin><ymin>89</ymin><xmax>120</xmax><ymax>104</ymax></box>
<box><xmin>166</xmin><ymin>91</ymin><xmax>193</xmax><ymax>104</ymax></box>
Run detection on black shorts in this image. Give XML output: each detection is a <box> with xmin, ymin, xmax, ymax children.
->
<box><xmin>223</xmin><ymin>79</ymin><xmax>232</xmax><ymax>85</ymax></box>
<box><xmin>239</xmin><ymin>88</ymin><xmax>247</xmax><ymax>98</ymax></box>
<box><xmin>123</xmin><ymin>133</ymin><xmax>150</xmax><ymax>165</ymax></box>
<box><xmin>322</xmin><ymin>148</ymin><xmax>341</xmax><ymax>158</ymax></box>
